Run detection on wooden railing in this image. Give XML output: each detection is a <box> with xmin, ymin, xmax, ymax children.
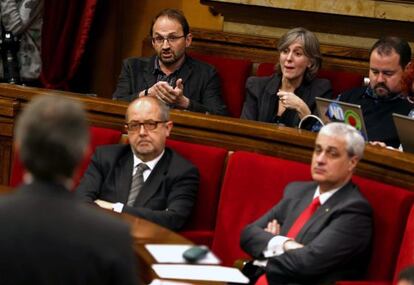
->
<box><xmin>1</xmin><ymin>83</ymin><xmax>414</xmax><ymax>190</ymax></box>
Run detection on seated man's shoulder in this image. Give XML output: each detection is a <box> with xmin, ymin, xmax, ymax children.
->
<box><xmin>338</xmin><ymin>86</ymin><xmax>366</xmax><ymax>102</ymax></box>
<box><xmin>93</xmin><ymin>144</ymin><xmax>131</xmax><ymax>160</ymax></box>
<box><xmin>344</xmin><ymin>183</ymin><xmax>372</xmax><ymax>210</ymax></box>
<box><xmin>284</xmin><ymin>181</ymin><xmax>316</xmax><ymax>197</ymax></box>
<box><xmin>123</xmin><ymin>56</ymin><xmax>153</xmax><ymax>68</ymax></box>
<box><xmin>165</xmin><ymin>147</ymin><xmax>199</xmax><ymax>174</ymax></box>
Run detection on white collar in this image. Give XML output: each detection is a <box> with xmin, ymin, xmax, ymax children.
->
<box><xmin>132</xmin><ymin>149</ymin><xmax>165</xmax><ymax>171</ymax></box>
<box><xmin>313</xmin><ymin>183</ymin><xmax>346</xmax><ymax>205</ymax></box>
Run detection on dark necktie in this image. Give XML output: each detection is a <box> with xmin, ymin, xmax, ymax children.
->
<box><xmin>287</xmin><ymin>197</ymin><xmax>321</xmax><ymax>238</ymax></box>
<box><xmin>127</xmin><ymin>163</ymin><xmax>148</xmax><ymax>206</ymax></box>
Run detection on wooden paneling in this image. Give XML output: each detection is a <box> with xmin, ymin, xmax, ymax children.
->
<box><xmin>141</xmin><ymin>28</ymin><xmax>370</xmax><ymax>75</ymax></box>
<box><xmin>1</xmin><ymin>84</ymin><xmax>414</xmax><ymax>191</ymax></box>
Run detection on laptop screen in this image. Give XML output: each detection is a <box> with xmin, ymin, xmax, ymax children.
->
<box><xmin>392</xmin><ymin>113</ymin><xmax>414</xmax><ymax>153</ymax></box>
<box><xmin>315</xmin><ymin>97</ymin><xmax>368</xmax><ymax>141</ymax></box>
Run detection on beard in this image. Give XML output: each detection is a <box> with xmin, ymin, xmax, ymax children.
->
<box><xmin>373</xmin><ymin>82</ymin><xmax>392</xmax><ymax>97</ymax></box>
<box><xmin>158</xmin><ymin>48</ymin><xmax>186</xmax><ymax>67</ymax></box>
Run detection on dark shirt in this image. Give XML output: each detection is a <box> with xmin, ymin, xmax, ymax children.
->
<box><xmin>154</xmin><ymin>57</ymin><xmax>179</xmax><ymax>88</ymax></box>
<box><xmin>112</xmin><ymin>55</ymin><xmax>228</xmax><ymax>115</ymax></box>
<box><xmin>339</xmin><ymin>86</ymin><xmax>413</xmax><ymax>147</ymax></box>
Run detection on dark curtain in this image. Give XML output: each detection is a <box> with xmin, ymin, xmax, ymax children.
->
<box><xmin>40</xmin><ymin>0</ymin><xmax>98</xmax><ymax>90</ymax></box>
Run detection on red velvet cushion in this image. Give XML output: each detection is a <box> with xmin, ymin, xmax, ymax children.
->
<box><xmin>211</xmin><ymin>151</ymin><xmax>312</xmax><ymax>265</ymax></box>
<box><xmin>72</xmin><ymin>126</ymin><xmax>122</xmax><ymax>188</ymax></box>
<box><xmin>9</xmin><ymin>150</ymin><xmax>24</xmax><ymax>187</ymax></box>
<box><xmin>189</xmin><ymin>52</ymin><xmax>252</xmax><ymax>118</ymax></box>
<box><xmin>10</xmin><ymin>126</ymin><xmax>122</xmax><ymax>189</ymax></box>
<box><xmin>256</xmin><ymin>62</ymin><xmax>275</xmax><ymax>77</ymax></box>
<box><xmin>352</xmin><ymin>176</ymin><xmax>414</xmax><ymax>281</ymax></box>
<box><xmin>392</xmin><ymin>205</ymin><xmax>414</xmax><ymax>283</ymax></box>
<box><xmin>166</xmin><ymin>139</ymin><xmax>228</xmax><ymax>246</ymax></box>
<box><xmin>317</xmin><ymin>69</ymin><xmax>364</xmax><ymax>98</ymax></box>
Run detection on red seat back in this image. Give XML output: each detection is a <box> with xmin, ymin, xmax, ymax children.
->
<box><xmin>256</xmin><ymin>62</ymin><xmax>275</xmax><ymax>77</ymax></box>
<box><xmin>212</xmin><ymin>151</ymin><xmax>311</xmax><ymax>265</ymax></box>
<box><xmin>189</xmin><ymin>52</ymin><xmax>252</xmax><ymax>118</ymax></box>
<box><xmin>10</xmin><ymin>126</ymin><xmax>122</xmax><ymax>189</ymax></box>
<box><xmin>392</xmin><ymin>205</ymin><xmax>414</xmax><ymax>283</ymax></box>
<box><xmin>352</xmin><ymin>176</ymin><xmax>414</xmax><ymax>281</ymax></box>
<box><xmin>166</xmin><ymin>139</ymin><xmax>228</xmax><ymax>246</ymax></box>
<box><xmin>317</xmin><ymin>69</ymin><xmax>364</xmax><ymax>98</ymax></box>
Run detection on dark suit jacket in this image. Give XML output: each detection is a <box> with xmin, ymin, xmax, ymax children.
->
<box><xmin>76</xmin><ymin>145</ymin><xmax>199</xmax><ymax>231</ymax></box>
<box><xmin>240</xmin><ymin>181</ymin><xmax>372</xmax><ymax>285</ymax></box>
<box><xmin>241</xmin><ymin>74</ymin><xmax>332</xmax><ymax>126</ymax></box>
<box><xmin>112</xmin><ymin>55</ymin><xmax>228</xmax><ymax>115</ymax></box>
<box><xmin>339</xmin><ymin>87</ymin><xmax>413</xmax><ymax>147</ymax></box>
<box><xmin>0</xmin><ymin>180</ymin><xmax>138</xmax><ymax>285</ymax></box>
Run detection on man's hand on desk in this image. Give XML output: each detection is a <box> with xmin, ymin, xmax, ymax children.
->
<box><xmin>94</xmin><ymin>199</ymin><xmax>114</xmax><ymax>210</ymax></box>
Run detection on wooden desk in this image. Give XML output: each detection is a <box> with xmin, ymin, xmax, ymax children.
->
<box><xmin>120</xmin><ymin>213</ymin><xmax>191</xmax><ymax>284</ymax></box>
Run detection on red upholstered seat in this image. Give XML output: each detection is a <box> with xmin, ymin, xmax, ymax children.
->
<box><xmin>351</xmin><ymin>176</ymin><xmax>414</xmax><ymax>281</ymax></box>
<box><xmin>188</xmin><ymin>52</ymin><xmax>252</xmax><ymax>118</ymax></box>
<box><xmin>317</xmin><ymin>69</ymin><xmax>364</xmax><ymax>98</ymax></box>
<box><xmin>256</xmin><ymin>62</ymin><xmax>275</xmax><ymax>77</ymax></box>
<box><xmin>256</xmin><ymin>62</ymin><xmax>364</xmax><ymax>98</ymax></box>
<box><xmin>166</xmin><ymin>139</ymin><xmax>228</xmax><ymax>246</ymax></box>
<box><xmin>391</xmin><ymin>205</ymin><xmax>414</xmax><ymax>284</ymax></box>
<box><xmin>336</xmin><ymin>177</ymin><xmax>414</xmax><ymax>285</ymax></box>
<box><xmin>211</xmin><ymin>151</ymin><xmax>311</xmax><ymax>266</ymax></box>
<box><xmin>9</xmin><ymin>126</ymin><xmax>122</xmax><ymax>189</ymax></box>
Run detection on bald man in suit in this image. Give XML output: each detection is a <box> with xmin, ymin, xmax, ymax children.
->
<box><xmin>77</xmin><ymin>96</ymin><xmax>199</xmax><ymax>231</ymax></box>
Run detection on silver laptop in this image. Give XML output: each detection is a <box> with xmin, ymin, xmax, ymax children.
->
<box><xmin>393</xmin><ymin>113</ymin><xmax>414</xmax><ymax>153</ymax></box>
<box><xmin>315</xmin><ymin>97</ymin><xmax>368</xmax><ymax>141</ymax></box>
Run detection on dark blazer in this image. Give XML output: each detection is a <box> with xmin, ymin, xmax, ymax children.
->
<box><xmin>240</xmin><ymin>181</ymin><xmax>372</xmax><ymax>285</ymax></box>
<box><xmin>339</xmin><ymin>87</ymin><xmax>413</xmax><ymax>147</ymax></box>
<box><xmin>0</xmin><ymin>180</ymin><xmax>138</xmax><ymax>285</ymax></box>
<box><xmin>241</xmin><ymin>74</ymin><xmax>332</xmax><ymax>126</ymax></box>
<box><xmin>112</xmin><ymin>55</ymin><xmax>228</xmax><ymax>115</ymax></box>
<box><xmin>76</xmin><ymin>145</ymin><xmax>199</xmax><ymax>231</ymax></box>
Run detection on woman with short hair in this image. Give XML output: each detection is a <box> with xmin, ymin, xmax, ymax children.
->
<box><xmin>241</xmin><ymin>27</ymin><xmax>332</xmax><ymax>127</ymax></box>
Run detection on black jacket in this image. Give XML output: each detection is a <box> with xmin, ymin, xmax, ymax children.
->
<box><xmin>112</xmin><ymin>55</ymin><xmax>228</xmax><ymax>115</ymax></box>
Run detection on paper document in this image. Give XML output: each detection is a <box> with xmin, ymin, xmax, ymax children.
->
<box><xmin>149</xmin><ymin>278</ymin><xmax>193</xmax><ymax>285</ymax></box>
<box><xmin>145</xmin><ymin>244</ymin><xmax>220</xmax><ymax>264</ymax></box>
<box><xmin>152</xmin><ymin>264</ymin><xmax>249</xmax><ymax>283</ymax></box>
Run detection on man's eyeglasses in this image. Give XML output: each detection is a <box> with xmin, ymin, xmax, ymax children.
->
<box><xmin>152</xmin><ymin>35</ymin><xmax>185</xmax><ymax>45</ymax></box>
<box><xmin>125</xmin><ymin>120</ymin><xmax>167</xmax><ymax>131</ymax></box>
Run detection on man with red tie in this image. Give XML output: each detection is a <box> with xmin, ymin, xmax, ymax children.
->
<box><xmin>240</xmin><ymin>122</ymin><xmax>373</xmax><ymax>285</ymax></box>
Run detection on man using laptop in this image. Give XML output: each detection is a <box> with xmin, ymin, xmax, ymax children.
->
<box><xmin>339</xmin><ymin>36</ymin><xmax>413</xmax><ymax>148</ymax></box>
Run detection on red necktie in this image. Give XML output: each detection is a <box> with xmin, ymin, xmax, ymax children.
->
<box><xmin>255</xmin><ymin>274</ymin><xmax>268</xmax><ymax>285</ymax></box>
<box><xmin>286</xmin><ymin>197</ymin><xmax>321</xmax><ymax>238</ymax></box>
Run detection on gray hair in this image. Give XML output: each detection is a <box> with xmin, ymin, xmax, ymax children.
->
<box><xmin>277</xmin><ymin>27</ymin><xmax>322</xmax><ymax>81</ymax></box>
<box><xmin>318</xmin><ymin>122</ymin><xmax>365</xmax><ymax>159</ymax></box>
<box><xmin>15</xmin><ymin>95</ymin><xmax>89</xmax><ymax>181</ymax></box>
<box><xmin>126</xmin><ymin>96</ymin><xmax>170</xmax><ymax>121</ymax></box>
